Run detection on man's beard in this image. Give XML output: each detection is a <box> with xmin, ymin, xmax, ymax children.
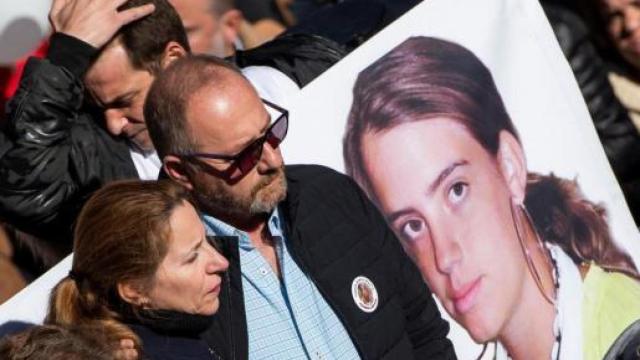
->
<box><xmin>193</xmin><ymin>166</ymin><xmax>287</xmax><ymax>221</ymax></box>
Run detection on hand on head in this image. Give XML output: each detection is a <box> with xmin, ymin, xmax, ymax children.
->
<box><xmin>49</xmin><ymin>0</ymin><xmax>156</xmax><ymax>48</ymax></box>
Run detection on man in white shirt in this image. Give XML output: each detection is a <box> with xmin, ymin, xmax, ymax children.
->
<box><xmin>0</xmin><ymin>0</ymin><xmax>302</xmax><ymax>263</ymax></box>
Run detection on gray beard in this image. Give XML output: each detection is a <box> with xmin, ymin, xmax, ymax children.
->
<box><xmin>249</xmin><ymin>173</ymin><xmax>287</xmax><ymax>214</ymax></box>
<box><xmin>195</xmin><ymin>168</ymin><xmax>287</xmax><ymax>221</ymax></box>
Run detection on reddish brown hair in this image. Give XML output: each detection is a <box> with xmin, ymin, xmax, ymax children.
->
<box><xmin>46</xmin><ymin>180</ymin><xmax>193</xmax><ymax>351</ymax></box>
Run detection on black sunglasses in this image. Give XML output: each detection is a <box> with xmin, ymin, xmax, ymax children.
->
<box><xmin>178</xmin><ymin>99</ymin><xmax>289</xmax><ymax>176</ymax></box>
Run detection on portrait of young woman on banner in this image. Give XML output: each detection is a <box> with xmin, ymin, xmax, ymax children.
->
<box><xmin>343</xmin><ymin>36</ymin><xmax>640</xmax><ymax>360</ymax></box>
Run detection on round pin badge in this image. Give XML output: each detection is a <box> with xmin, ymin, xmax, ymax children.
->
<box><xmin>351</xmin><ymin>276</ymin><xmax>379</xmax><ymax>313</ymax></box>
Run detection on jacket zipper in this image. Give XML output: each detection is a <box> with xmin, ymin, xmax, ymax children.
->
<box><xmin>224</xmin><ymin>269</ymin><xmax>236</xmax><ymax>360</ymax></box>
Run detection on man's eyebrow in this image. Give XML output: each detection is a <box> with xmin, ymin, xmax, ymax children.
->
<box><xmin>103</xmin><ymin>91</ymin><xmax>137</xmax><ymax>108</ymax></box>
<box><xmin>241</xmin><ymin>113</ymin><xmax>271</xmax><ymax>147</ymax></box>
<box><xmin>386</xmin><ymin>160</ymin><xmax>469</xmax><ymax>224</ymax></box>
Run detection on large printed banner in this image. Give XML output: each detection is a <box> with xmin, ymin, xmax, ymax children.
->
<box><xmin>1</xmin><ymin>1</ymin><xmax>639</xmax><ymax>359</ymax></box>
<box><xmin>280</xmin><ymin>0</ymin><xmax>640</xmax><ymax>359</ymax></box>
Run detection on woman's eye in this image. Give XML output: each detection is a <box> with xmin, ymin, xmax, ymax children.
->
<box><xmin>188</xmin><ymin>251</ymin><xmax>199</xmax><ymax>263</ymax></box>
<box><xmin>400</xmin><ymin>219</ymin><xmax>426</xmax><ymax>241</ymax></box>
<box><xmin>448</xmin><ymin>182</ymin><xmax>468</xmax><ymax>204</ymax></box>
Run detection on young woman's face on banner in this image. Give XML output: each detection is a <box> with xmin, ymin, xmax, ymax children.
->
<box><xmin>361</xmin><ymin>117</ymin><xmax>528</xmax><ymax>342</ymax></box>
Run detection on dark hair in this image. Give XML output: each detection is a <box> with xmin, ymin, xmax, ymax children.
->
<box><xmin>145</xmin><ymin>54</ymin><xmax>242</xmax><ymax>158</ymax></box>
<box><xmin>116</xmin><ymin>0</ymin><xmax>191</xmax><ymax>73</ymax></box>
<box><xmin>343</xmin><ymin>36</ymin><xmax>639</xmax><ymax>278</ymax></box>
<box><xmin>0</xmin><ymin>324</ymin><xmax>114</xmax><ymax>360</ymax></box>
<box><xmin>46</xmin><ymin>180</ymin><xmax>193</xmax><ymax>351</ymax></box>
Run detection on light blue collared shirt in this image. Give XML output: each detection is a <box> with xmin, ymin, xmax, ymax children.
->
<box><xmin>203</xmin><ymin>209</ymin><xmax>360</xmax><ymax>360</ymax></box>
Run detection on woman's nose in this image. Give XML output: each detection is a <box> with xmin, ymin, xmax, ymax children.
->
<box><xmin>206</xmin><ymin>246</ymin><xmax>229</xmax><ymax>274</ymax></box>
<box><xmin>431</xmin><ymin>226</ymin><xmax>462</xmax><ymax>275</ymax></box>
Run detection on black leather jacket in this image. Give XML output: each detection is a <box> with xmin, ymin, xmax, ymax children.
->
<box><xmin>545</xmin><ymin>4</ymin><xmax>640</xmax><ymax>224</ymax></box>
<box><xmin>0</xmin><ymin>34</ymin><xmax>137</xmax><ymax>252</ymax></box>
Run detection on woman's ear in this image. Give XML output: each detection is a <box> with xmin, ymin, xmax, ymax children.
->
<box><xmin>497</xmin><ymin>130</ymin><xmax>527</xmax><ymax>203</ymax></box>
<box><xmin>163</xmin><ymin>155</ymin><xmax>193</xmax><ymax>190</ymax></box>
<box><xmin>117</xmin><ymin>281</ymin><xmax>147</xmax><ymax>307</ymax></box>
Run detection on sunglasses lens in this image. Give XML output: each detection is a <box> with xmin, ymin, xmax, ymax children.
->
<box><xmin>267</xmin><ymin>116</ymin><xmax>288</xmax><ymax>148</ymax></box>
<box><xmin>234</xmin><ymin>104</ymin><xmax>288</xmax><ymax>175</ymax></box>
<box><xmin>238</xmin><ymin>140</ymin><xmax>263</xmax><ymax>173</ymax></box>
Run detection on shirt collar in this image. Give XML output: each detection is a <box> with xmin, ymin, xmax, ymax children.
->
<box><xmin>202</xmin><ymin>208</ymin><xmax>284</xmax><ymax>250</ymax></box>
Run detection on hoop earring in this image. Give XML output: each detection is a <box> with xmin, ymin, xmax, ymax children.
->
<box><xmin>475</xmin><ymin>341</ymin><xmax>499</xmax><ymax>360</ymax></box>
<box><xmin>475</xmin><ymin>342</ymin><xmax>488</xmax><ymax>360</ymax></box>
<box><xmin>509</xmin><ymin>200</ymin><xmax>556</xmax><ymax>305</ymax></box>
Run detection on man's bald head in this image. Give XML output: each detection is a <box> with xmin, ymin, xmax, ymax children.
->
<box><xmin>145</xmin><ymin>54</ymin><xmax>250</xmax><ymax>158</ymax></box>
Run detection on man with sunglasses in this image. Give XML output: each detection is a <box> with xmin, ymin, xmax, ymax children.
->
<box><xmin>145</xmin><ymin>54</ymin><xmax>455</xmax><ymax>360</ymax></box>
<box><xmin>0</xmin><ymin>0</ymin><xmax>344</xmax><ymax>271</ymax></box>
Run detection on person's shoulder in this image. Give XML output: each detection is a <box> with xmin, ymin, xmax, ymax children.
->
<box><xmin>285</xmin><ymin>164</ymin><xmax>365</xmax><ymax>204</ymax></box>
<box><xmin>285</xmin><ymin>164</ymin><xmax>353</xmax><ymax>188</ymax></box>
<box><xmin>583</xmin><ymin>265</ymin><xmax>640</xmax><ymax>306</ymax></box>
<box><xmin>582</xmin><ymin>265</ymin><xmax>640</xmax><ymax>360</ymax></box>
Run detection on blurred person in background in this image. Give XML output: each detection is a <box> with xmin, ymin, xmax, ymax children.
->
<box><xmin>169</xmin><ymin>0</ymin><xmax>267</xmax><ymax>57</ymax></box>
<box><xmin>541</xmin><ymin>2</ymin><xmax>640</xmax><ymax>225</ymax></box>
<box><xmin>0</xmin><ymin>0</ymin><xmax>183</xmax><ymax>270</ymax></box>
<box><xmin>591</xmin><ymin>0</ymin><xmax>640</xmax><ymax>131</ymax></box>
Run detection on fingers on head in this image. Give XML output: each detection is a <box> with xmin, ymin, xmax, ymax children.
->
<box><xmin>49</xmin><ymin>0</ymin><xmax>68</xmax><ymax>17</ymax></box>
<box><xmin>117</xmin><ymin>2</ymin><xmax>156</xmax><ymax>26</ymax></box>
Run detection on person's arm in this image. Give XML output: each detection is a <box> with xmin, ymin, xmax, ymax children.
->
<box><xmin>0</xmin><ymin>0</ymin><xmax>154</xmax><ymax>238</ymax></box>
<box><xmin>0</xmin><ymin>33</ymin><xmax>97</xmax><ymax>237</ymax></box>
